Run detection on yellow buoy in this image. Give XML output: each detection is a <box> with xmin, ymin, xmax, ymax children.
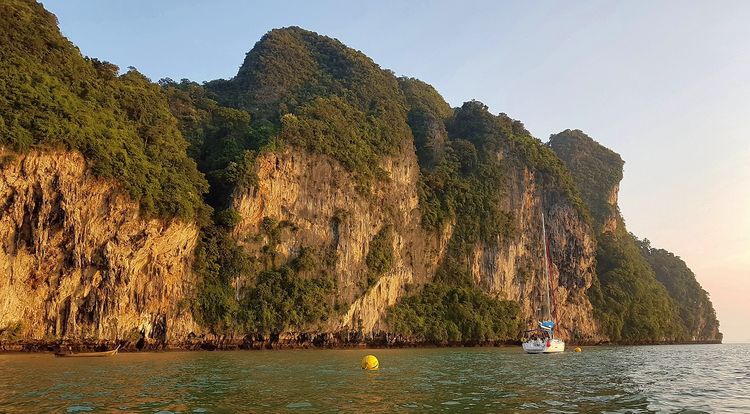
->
<box><xmin>575</xmin><ymin>347</ymin><xmax>582</xmax><ymax>352</ymax></box>
<box><xmin>361</xmin><ymin>354</ymin><xmax>379</xmax><ymax>370</ymax></box>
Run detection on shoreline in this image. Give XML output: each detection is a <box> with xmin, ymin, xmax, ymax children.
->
<box><xmin>0</xmin><ymin>338</ymin><xmax>723</xmax><ymax>354</ymax></box>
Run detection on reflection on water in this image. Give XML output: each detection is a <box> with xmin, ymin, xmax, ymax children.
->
<box><xmin>0</xmin><ymin>344</ymin><xmax>747</xmax><ymax>413</ymax></box>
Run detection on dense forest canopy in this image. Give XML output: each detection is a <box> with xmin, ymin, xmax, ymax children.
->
<box><xmin>551</xmin><ymin>131</ymin><xmax>721</xmax><ymax>342</ymax></box>
<box><xmin>0</xmin><ymin>0</ymin><xmax>208</xmax><ymax>221</ymax></box>
<box><xmin>204</xmin><ymin>27</ymin><xmax>413</xmax><ymax>192</ymax></box>
<box><xmin>160</xmin><ymin>79</ymin><xmax>266</xmax><ymax>211</ymax></box>
<box><xmin>388</xmin><ymin>283</ymin><xmax>523</xmax><ymax>343</ymax></box>
<box><xmin>549</xmin><ymin>129</ymin><xmax>624</xmax><ymax>229</ymax></box>
<box><xmin>638</xmin><ymin>239</ymin><xmax>721</xmax><ymax>341</ymax></box>
<box><xmin>588</xmin><ymin>223</ymin><xmax>687</xmax><ymax>342</ymax></box>
<box><xmin>403</xmin><ymin>81</ymin><xmax>588</xmax><ymax>262</ymax></box>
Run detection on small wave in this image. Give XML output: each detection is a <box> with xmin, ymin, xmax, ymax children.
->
<box><xmin>286</xmin><ymin>401</ymin><xmax>313</xmax><ymax>409</ymax></box>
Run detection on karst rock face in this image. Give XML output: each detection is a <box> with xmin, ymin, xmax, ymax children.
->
<box><xmin>467</xmin><ymin>166</ymin><xmax>601</xmax><ymax>343</ymax></box>
<box><xmin>0</xmin><ymin>151</ymin><xmax>200</xmax><ymax>349</ymax></box>
<box><xmin>230</xmin><ymin>145</ymin><xmax>448</xmax><ymax>335</ymax></box>
<box><xmin>230</xmin><ymin>145</ymin><xmax>603</xmax><ymax>343</ymax></box>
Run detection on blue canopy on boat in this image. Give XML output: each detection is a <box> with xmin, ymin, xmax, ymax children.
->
<box><xmin>539</xmin><ymin>321</ymin><xmax>555</xmax><ymax>331</ymax></box>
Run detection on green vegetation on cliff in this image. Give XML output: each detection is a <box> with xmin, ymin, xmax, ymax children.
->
<box><xmin>388</xmin><ymin>83</ymin><xmax>594</xmax><ymax>342</ymax></box>
<box><xmin>205</xmin><ymin>27</ymin><xmax>412</xmax><ymax>188</ymax></box>
<box><xmin>549</xmin><ymin>130</ymin><xmax>623</xmax><ymax>229</ymax></box>
<box><xmin>388</xmin><ymin>258</ymin><xmax>523</xmax><ymax>343</ymax></box>
<box><xmin>417</xmin><ymin>135</ymin><xmax>513</xmax><ymax>248</ymax></box>
<box><xmin>447</xmin><ymin>101</ymin><xmax>586</xmax><ymax>211</ymax></box>
<box><xmin>161</xmin><ymin>80</ymin><xmax>338</xmax><ymax>337</ymax></box>
<box><xmin>388</xmin><ymin>282</ymin><xmax>523</xmax><ymax>343</ymax></box>
<box><xmin>403</xmin><ymin>84</ymin><xmax>589</xmax><ymax>247</ymax></box>
<box><xmin>550</xmin><ymin>129</ymin><xmax>719</xmax><ymax>343</ymax></box>
<box><xmin>166</xmin><ymin>27</ymin><xmax>416</xmax><ymax>208</ymax></box>
<box><xmin>638</xmin><ymin>239</ymin><xmax>722</xmax><ymax>342</ymax></box>
<box><xmin>365</xmin><ymin>225</ymin><xmax>395</xmax><ymax>287</ymax></box>
<box><xmin>239</xmin><ymin>266</ymin><xmax>335</xmax><ymax>335</ymax></box>
<box><xmin>234</xmin><ymin>218</ymin><xmax>337</xmax><ymax>335</ymax></box>
<box><xmin>398</xmin><ymin>77</ymin><xmax>452</xmax><ymax>169</ymax></box>
<box><xmin>192</xmin><ymin>220</ymin><xmax>336</xmax><ymax>335</ymax></box>
<box><xmin>161</xmin><ymin>79</ymin><xmax>272</xmax><ymax>210</ymax></box>
<box><xmin>588</xmin><ymin>224</ymin><xmax>687</xmax><ymax>342</ymax></box>
<box><xmin>399</xmin><ymin>80</ymin><xmax>515</xmax><ymax>244</ymax></box>
<box><xmin>191</xmin><ymin>226</ymin><xmax>248</xmax><ymax>332</ymax></box>
<box><xmin>277</xmin><ymin>96</ymin><xmax>394</xmax><ymax>187</ymax></box>
<box><xmin>401</xmin><ymin>80</ymin><xmax>587</xmax><ymax>260</ymax></box>
<box><xmin>0</xmin><ymin>0</ymin><xmax>208</xmax><ymax>221</ymax></box>
<box><xmin>161</xmin><ymin>27</ymin><xmax>415</xmax><ymax>333</ymax></box>
<box><xmin>181</xmin><ymin>33</ymin><xmax>537</xmax><ymax>338</ymax></box>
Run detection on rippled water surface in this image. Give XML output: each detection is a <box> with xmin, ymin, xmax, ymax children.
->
<box><xmin>0</xmin><ymin>344</ymin><xmax>748</xmax><ymax>413</ymax></box>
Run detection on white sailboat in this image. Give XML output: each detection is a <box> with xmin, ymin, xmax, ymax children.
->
<box><xmin>522</xmin><ymin>209</ymin><xmax>565</xmax><ymax>354</ymax></box>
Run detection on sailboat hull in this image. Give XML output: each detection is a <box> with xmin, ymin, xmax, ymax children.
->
<box><xmin>522</xmin><ymin>339</ymin><xmax>565</xmax><ymax>354</ymax></box>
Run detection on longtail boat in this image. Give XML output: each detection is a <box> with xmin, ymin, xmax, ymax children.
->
<box><xmin>55</xmin><ymin>344</ymin><xmax>120</xmax><ymax>358</ymax></box>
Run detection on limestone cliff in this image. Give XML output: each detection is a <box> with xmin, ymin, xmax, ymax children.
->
<box><xmin>229</xmin><ymin>146</ymin><xmax>602</xmax><ymax>343</ymax></box>
<box><xmin>0</xmin><ymin>151</ymin><xmax>199</xmax><ymax>349</ymax></box>
<box><xmin>471</xmin><ymin>167</ymin><xmax>600</xmax><ymax>343</ymax></box>
<box><xmin>231</xmin><ymin>143</ymin><xmax>449</xmax><ymax>334</ymax></box>
<box><xmin>398</xmin><ymin>85</ymin><xmax>603</xmax><ymax>343</ymax></box>
<box><xmin>638</xmin><ymin>240</ymin><xmax>722</xmax><ymax>342</ymax></box>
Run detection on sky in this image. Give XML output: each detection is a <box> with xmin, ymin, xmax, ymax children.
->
<box><xmin>43</xmin><ymin>0</ymin><xmax>750</xmax><ymax>343</ymax></box>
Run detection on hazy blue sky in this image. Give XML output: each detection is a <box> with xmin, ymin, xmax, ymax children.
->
<box><xmin>43</xmin><ymin>0</ymin><xmax>750</xmax><ymax>342</ymax></box>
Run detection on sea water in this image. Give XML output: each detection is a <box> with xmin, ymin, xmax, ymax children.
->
<box><xmin>0</xmin><ymin>344</ymin><xmax>747</xmax><ymax>413</ymax></box>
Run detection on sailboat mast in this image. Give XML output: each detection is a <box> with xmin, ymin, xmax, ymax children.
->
<box><xmin>541</xmin><ymin>209</ymin><xmax>551</xmax><ymax>321</ymax></box>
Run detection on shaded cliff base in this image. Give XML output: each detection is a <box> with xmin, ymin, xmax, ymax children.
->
<box><xmin>0</xmin><ymin>331</ymin><xmax>520</xmax><ymax>353</ymax></box>
<box><xmin>0</xmin><ymin>332</ymin><xmax>720</xmax><ymax>353</ymax></box>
